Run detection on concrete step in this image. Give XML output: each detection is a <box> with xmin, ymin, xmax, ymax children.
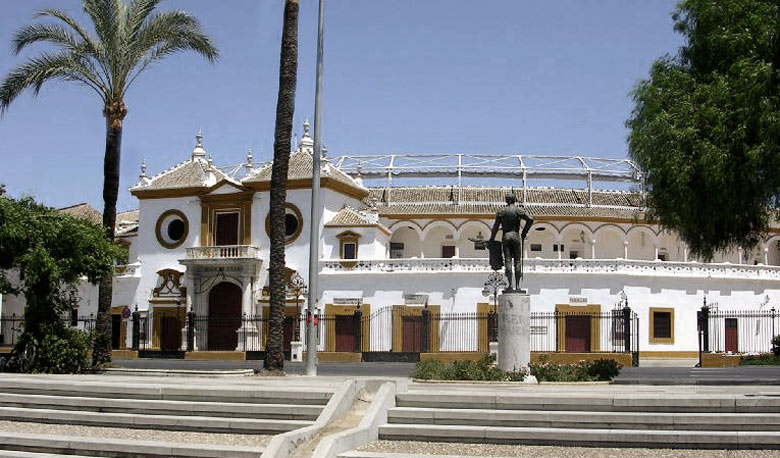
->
<box><xmin>0</xmin><ymin>451</ymin><xmax>95</xmax><ymax>458</ymax></box>
<box><xmin>340</xmin><ymin>453</ymin><xmax>514</xmax><ymax>458</ymax></box>
<box><xmin>388</xmin><ymin>406</ymin><xmax>780</xmax><ymax>431</ymax></box>
<box><xmin>0</xmin><ymin>379</ymin><xmax>333</xmax><ymax>405</ymax></box>
<box><xmin>0</xmin><ymin>406</ymin><xmax>312</xmax><ymax>434</ymax></box>
<box><xmin>378</xmin><ymin>423</ymin><xmax>780</xmax><ymax>449</ymax></box>
<box><xmin>397</xmin><ymin>392</ymin><xmax>780</xmax><ymax>413</ymax></box>
<box><xmin>0</xmin><ymin>393</ymin><xmax>322</xmax><ymax>420</ymax></box>
<box><xmin>0</xmin><ymin>432</ymin><xmax>262</xmax><ymax>458</ymax></box>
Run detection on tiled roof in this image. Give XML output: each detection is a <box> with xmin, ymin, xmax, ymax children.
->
<box><xmin>325</xmin><ymin>207</ymin><xmax>377</xmax><ymax>226</ymax></box>
<box><xmin>243</xmin><ymin>151</ymin><xmax>367</xmax><ymax>194</ymax></box>
<box><xmin>364</xmin><ymin>186</ymin><xmax>646</xmax><ymax>219</ymax></box>
<box><xmin>130</xmin><ymin>158</ymin><xmax>237</xmax><ymax>193</ymax></box>
<box><xmin>58</xmin><ymin>203</ymin><xmax>102</xmax><ymax>225</ymax></box>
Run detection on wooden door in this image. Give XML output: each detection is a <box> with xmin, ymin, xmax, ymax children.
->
<box><xmin>565</xmin><ymin>315</ymin><xmax>591</xmax><ymax>352</ymax></box>
<box><xmin>208</xmin><ymin>282</ymin><xmax>242</xmax><ymax>350</ymax></box>
<box><xmin>441</xmin><ymin>245</ymin><xmax>455</xmax><ymax>259</ymax></box>
<box><xmin>335</xmin><ymin>315</ymin><xmax>355</xmax><ymax>352</ymax></box>
<box><xmin>111</xmin><ymin>314</ymin><xmax>122</xmax><ymax>349</ymax></box>
<box><xmin>402</xmin><ymin>315</ymin><xmax>423</xmax><ymax>352</ymax></box>
<box><xmin>160</xmin><ymin>315</ymin><xmax>181</xmax><ymax>351</ymax></box>
<box><xmin>725</xmin><ymin>318</ymin><xmax>738</xmax><ymax>353</ymax></box>
<box><xmin>215</xmin><ymin>212</ymin><xmax>239</xmax><ymax>246</ymax></box>
<box><xmin>283</xmin><ymin>316</ymin><xmax>293</xmax><ymax>351</ymax></box>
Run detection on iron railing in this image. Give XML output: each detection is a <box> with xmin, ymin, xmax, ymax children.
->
<box><xmin>700</xmin><ymin>307</ymin><xmax>778</xmax><ymax>354</ymax></box>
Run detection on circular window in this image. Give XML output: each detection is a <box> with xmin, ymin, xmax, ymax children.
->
<box><xmin>266</xmin><ymin>203</ymin><xmax>303</xmax><ymax>245</ymax></box>
<box><xmin>156</xmin><ymin>210</ymin><xmax>189</xmax><ymax>249</ymax></box>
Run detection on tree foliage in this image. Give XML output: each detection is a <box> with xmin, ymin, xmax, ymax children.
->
<box><xmin>0</xmin><ymin>196</ymin><xmax>124</xmax><ymax>346</ymax></box>
<box><xmin>0</xmin><ymin>0</ymin><xmax>218</xmax><ymax>365</ymax></box>
<box><xmin>627</xmin><ymin>0</ymin><xmax>780</xmax><ymax>260</ymax></box>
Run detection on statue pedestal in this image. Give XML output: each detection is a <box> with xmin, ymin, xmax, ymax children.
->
<box><xmin>497</xmin><ymin>292</ymin><xmax>531</xmax><ymax>372</ymax></box>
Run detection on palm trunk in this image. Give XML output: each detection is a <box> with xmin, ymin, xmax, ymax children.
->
<box><xmin>92</xmin><ymin>101</ymin><xmax>126</xmax><ymax>367</ymax></box>
<box><xmin>265</xmin><ymin>0</ymin><xmax>299</xmax><ymax>371</ymax></box>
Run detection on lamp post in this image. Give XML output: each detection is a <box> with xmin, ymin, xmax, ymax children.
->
<box><xmin>482</xmin><ymin>271</ymin><xmax>506</xmax><ymax>342</ymax></box>
<box><xmin>289</xmin><ymin>272</ymin><xmax>307</xmax><ymax>339</ymax></box>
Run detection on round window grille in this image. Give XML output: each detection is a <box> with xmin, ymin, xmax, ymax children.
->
<box><xmin>156</xmin><ymin>210</ymin><xmax>189</xmax><ymax>249</ymax></box>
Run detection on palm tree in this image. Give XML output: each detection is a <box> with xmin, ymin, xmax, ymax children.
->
<box><xmin>265</xmin><ymin>0</ymin><xmax>299</xmax><ymax>371</ymax></box>
<box><xmin>0</xmin><ymin>0</ymin><xmax>218</xmax><ymax>366</ymax></box>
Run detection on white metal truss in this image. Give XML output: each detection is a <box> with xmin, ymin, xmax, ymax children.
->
<box><xmin>331</xmin><ymin>153</ymin><xmax>641</xmax><ymax>183</ymax></box>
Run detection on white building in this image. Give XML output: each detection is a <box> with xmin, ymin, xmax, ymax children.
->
<box><xmin>4</xmin><ymin>121</ymin><xmax>780</xmax><ymax>359</ymax></box>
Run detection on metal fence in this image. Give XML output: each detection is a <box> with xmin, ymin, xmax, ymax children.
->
<box><xmin>700</xmin><ymin>306</ymin><xmax>778</xmax><ymax>354</ymax></box>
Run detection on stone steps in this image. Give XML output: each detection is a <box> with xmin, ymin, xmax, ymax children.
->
<box><xmin>0</xmin><ymin>392</ymin><xmax>322</xmax><ymax>420</ymax></box>
<box><xmin>0</xmin><ymin>432</ymin><xmax>262</xmax><ymax>458</ymax></box>
<box><xmin>389</xmin><ymin>406</ymin><xmax>780</xmax><ymax>431</ymax></box>
<box><xmin>380</xmin><ymin>391</ymin><xmax>780</xmax><ymax>449</ymax></box>
<box><xmin>0</xmin><ymin>406</ymin><xmax>311</xmax><ymax>434</ymax></box>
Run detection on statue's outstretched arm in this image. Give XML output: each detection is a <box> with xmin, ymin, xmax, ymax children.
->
<box><xmin>520</xmin><ymin>214</ymin><xmax>534</xmax><ymax>239</ymax></box>
<box><xmin>490</xmin><ymin>214</ymin><xmax>501</xmax><ymax>241</ymax></box>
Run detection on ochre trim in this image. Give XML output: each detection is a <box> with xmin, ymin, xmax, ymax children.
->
<box><xmin>131</xmin><ymin>187</ymin><xmax>204</xmax><ymax>199</ymax></box>
<box><xmin>648</xmin><ymin>307</ymin><xmax>675</xmax><ymax>345</ymax></box>
<box><xmin>110</xmin><ymin>306</ymin><xmax>128</xmax><ymax>350</ymax></box>
<box><xmin>554</xmin><ymin>304</ymin><xmax>601</xmax><ymax>353</ymax></box>
<box><xmin>391</xmin><ymin>305</ymin><xmax>441</xmax><ymax>352</ymax></box>
<box><xmin>155</xmin><ymin>209</ymin><xmax>189</xmax><ymax>249</ymax></box>
<box><xmin>384</xmin><ymin>214</ymin><xmax>647</xmax><ymax>225</ymax></box>
<box><xmin>201</xmin><ymin>199</ymin><xmax>252</xmax><ymax>246</ymax></box>
<box><xmin>324</xmin><ymin>304</ymin><xmax>371</xmax><ymax>353</ymax></box>
<box><xmin>326</xmin><ymin>224</ymin><xmax>392</xmax><ymax>237</ymax></box>
<box><xmin>477</xmin><ymin>302</ymin><xmax>492</xmax><ymax>353</ymax></box>
<box><xmin>246</xmin><ymin>177</ymin><xmax>370</xmax><ymax>199</ymax></box>
<box><xmin>265</xmin><ymin>203</ymin><xmax>303</xmax><ymax>245</ymax></box>
<box><xmin>200</xmin><ymin>190</ymin><xmax>254</xmax><ymax>204</ymax></box>
<box><xmin>151</xmin><ymin>306</ymin><xmax>184</xmax><ymax>351</ymax></box>
<box><xmin>261</xmin><ymin>305</ymin><xmax>304</xmax><ymax>349</ymax></box>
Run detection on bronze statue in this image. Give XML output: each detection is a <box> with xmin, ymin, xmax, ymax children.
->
<box><xmin>490</xmin><ymin>193</ymin><xmax>533</xmax><ymax>291</ymax></box>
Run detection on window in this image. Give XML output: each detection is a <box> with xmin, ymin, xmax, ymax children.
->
<box><xmin>343</xmin><ymin>242</ymin><xmax>357</xmax><ymax>260</ymax></box>
<box><xmin>442</xmin><ymin>245</ymin><xmax>455</xmax><ymax>258</ymax></box>
<box><xmin>265</xmin><ymin>203</ymin><xmax>303</xmax><ymax>244</ymax></box>
<box><xmin>530</xmin><ymin>244</ymin><xmax>542</xmax><ymax>252</ymax></box>
<box><xmin>390</xmin><ymin>242</ymin><xmax>404</xmax><ymax>259</ymax></box>
<box><xmin>155</xmin><ymin>210</ymin><xmax>189</xmax><ymax>249</ymax></box>
<box><xmin>649</xmin><ymin>307</ymin><xmax>674</xmax><ymax>344</ymax></box>
<box><xmin>336</xmin><ymin>231</ymin><xmax>361</xmax><ymax>261</ymax></box>
<box><xmin>569</xmin><ymin>250</ymin><xmax>579</xmax><ymax>259</ymax></box>
<box><xmin>553</xmin><ymin>244</ymin><xmax>565</xmax><ymax>252</ymax></box>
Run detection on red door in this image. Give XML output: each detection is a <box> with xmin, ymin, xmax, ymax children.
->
<box><xmin>283</xmin><ymin>316</ymin><xmax>294</xmax><ymax>351</ymax></box>
<box><xmin>402</xmin><ymin>315</ymin><xmax>423</xmax><ymax>352</ymax></box>
<box><xmin>335</xmin><ymin>316</ymin><xmax>355</xmax><ymax>352</ymax></box>
<box><xmin>565</xmin><ymin>315</ymin><xmax>591</xmax><ymax>353</ymax></box>
<box><xmin>208</xmin><ymin>282</ymin><xmax>242</xmax><ymax>350</ymax></box>
<box><xmin>725</xmin><ymin>318</ymin><xmax>738</xmax><ymax>353</ymax></box>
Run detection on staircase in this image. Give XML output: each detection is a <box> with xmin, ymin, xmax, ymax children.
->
<box><xmin>0</xmin><ymin>376</ymin><xmax>334</xmax><ymax>457</ymax></box>
<box><xmin>377</xmin><ymin>390</ymin><xmax>780</xmax><ymax>449</ymax></box>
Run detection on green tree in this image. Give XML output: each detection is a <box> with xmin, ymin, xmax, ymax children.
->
<box><xmin>0</xmin><ymin>196</ymin><xmax>125</xmax><ymax>371</ymax></box>
<box><xmin>627</xmin><ymin>0</ymin><xmax>780</xmax><ymax>260</ymax></box>
<box><xmin>0</xmin><ymin>0</ymin><xmax>218</xmax><ymax>365</ymax></box>
<box><xmin>265</xmin><ymin>0</ymin><xmax>299</xmax><ymax>371</ymax></box>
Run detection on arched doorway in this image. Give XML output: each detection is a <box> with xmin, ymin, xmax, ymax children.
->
<box><xmin>208</xmin><ymin>282</ymin><xmax>242</xmax><ymax>350</ymax></box>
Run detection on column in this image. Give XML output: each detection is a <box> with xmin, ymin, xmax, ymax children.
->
<box><xmin>590</xmin><ymin>239</ymin><xmax>596</xmax><ymax>259</ymax></box>
<box><xmin>738</xmin><ymin>247</ymin><xmax>743</xmax><ymax>265</ymax></box>
<box><xmin>654</xmin><ymin>246</ymin><xmax>659</xmax><ymax>260</ymax></box>
<box><xmin>557</xmin><ymin>238</ymin><xmax>563</xmax><ymax>260</ymax></box>
<box><xmin>623</xmin><ymin>240</ymin><xmax>629</xmax><ymax>259</ymax></box>
<box><xmin>764</xmin><ymin>245</ymin><xmax>769</xmax><ymax>265</ymax></box>
<box><xmin>684</xmin><ymin>247</ymin><xmax>688</xmax><ymax>262</ymax></box>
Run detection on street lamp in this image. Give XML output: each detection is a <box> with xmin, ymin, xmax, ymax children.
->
<box><xmin>482</xmin><ymin>271</ymin><xmax>506</xmax><ymax>342</ymax></box>
<box><xmin>288</xmin><ymin>272</ymin><xmax>307</xmax><ymax>339</ymax></box>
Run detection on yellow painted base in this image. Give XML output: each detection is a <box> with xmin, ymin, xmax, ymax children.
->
<box><xmin>111</xmin><ymin>350</ymin><xmax>138</xmax><ymax>360</ymax></box>
<box><xmin>639</xmin><ymin>351</ymin><xmax>699</xmax><ymax>359</ymax></box>
<box><xmin>532</xmin><ymin>352</ymin><xmax>633</xmax><ymax>367</ymax></box>
<box><xmin>700</xmin><ymin>353</ymin><xmax>742</xmax><ymax>367</ymax></box>
<box><xmin>185</xmin><ymin>351</ymin><xmax>246</xmax><ymax>361</ymax></box>
<box><xmin>420</xmin><ymin>352</ymin><xmax>490</xmax><ymax>362</ymax></box>
<box><xmin>303</xmin><ymin>352</ymin><xmax>362</xmax><ymax>363</ymax></box>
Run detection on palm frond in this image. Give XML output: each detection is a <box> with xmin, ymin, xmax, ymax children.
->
<box><xmin>126</xmin><ymin>0</ymin><xmax>163</xmax><ymax>39</ymax></box>
<box><xmin>13</xmin><ymin>23</ymin><xmax>82</xmax><ymax>55</ymax></box>
<box><xmin>0</xmin><ymin>52</ymin><xmax>105</xmax><ymax>113</ymax></box>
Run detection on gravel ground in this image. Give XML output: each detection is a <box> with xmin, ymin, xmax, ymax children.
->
<box><xmin>0</xmin><ymin>421</ymin><xmax>272</xmax><ymax>447</ymax></box>
<box><xmin>358</xmin><ymin>441</ymin><xmax>779</xmax><ymax>457</ymax></box>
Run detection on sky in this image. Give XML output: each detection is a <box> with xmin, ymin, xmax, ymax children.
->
<box><xmin>0</xmin><ymin>0</ymin><xmax>683</xmax><ymax>212</ymax></box>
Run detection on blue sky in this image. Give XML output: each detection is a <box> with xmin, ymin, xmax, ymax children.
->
<box><xmin>0</xmin><ymin>0</ymin><xmax>682</xmax><ymax>212</ymax></box>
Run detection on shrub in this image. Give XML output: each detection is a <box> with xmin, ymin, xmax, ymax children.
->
<box><xmin>740</xmin><ymin>354</ymin><xmax>780</xmax><ymax>366</ymax></box>
<box><xmin>587</xmin><ymin>358</ymin><xmax>622</xmax><ymax>381</ymax></box>
<box><xmin>411</xmin><ymin>354</ymin><xmax>526</xmax><ymax>381</ymax></box>
<box><xmin>772</xmin><ymin>335</ymin><xmax>780</xmax><ymax>356</ymax></box>
<box><xmin>34</xmin><ymin>326</ymin><xmax>93</xmax><ymax>374</ymax></box>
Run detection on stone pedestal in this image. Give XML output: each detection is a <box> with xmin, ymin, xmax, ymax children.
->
<box><xmin>290</xmin><ymin>341</ymin><xmax>303</xmax><ymax>361</ymax></box>
<box><xmin>497</xmin><ymin>292</ymin><xmax>531</xmax><ymax>371</ymax></box>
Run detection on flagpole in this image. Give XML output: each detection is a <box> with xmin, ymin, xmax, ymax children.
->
<box><xmin>306</xmin><ymin>0</ymin><xmax>325</xmax><ymax>376</ymax></box>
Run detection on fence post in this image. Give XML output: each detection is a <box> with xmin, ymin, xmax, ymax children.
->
<box><xmin>698</xmin><ymin>299</ymin><xmax>710</xmax><ymax>353</ymax></box>
<box><xmin>422</xmin><ymin>307</ymin><xmax>431</xmax><ymax>353</ymax></box>
<box><xmin>186</xmin><ymin>311</ymin><xmax>195</xmax><ymax>352</ymax></box>
<box><xmin>131</xmin><ymin>307</ymin><xmax>140</xmax><ymax>351</ymax></box>
<box><xmin>622</xmin><ymin>305</ymin><xmax>632</xmax><ymax>354</ymax></box>
<box><xmin>353</xmin><ymin>307</ymin><xmax>362</xmax><ymax>353</ymax></box>
<box><xmin>772</xmin><ymin>307</ymin><xmax>777</xmax><ymax>354</ymax></box>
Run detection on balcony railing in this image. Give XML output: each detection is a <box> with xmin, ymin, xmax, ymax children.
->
<box><xmin>320</xmin><ymin>257</ymin><xmax>780</xmax><ymax>280</ymax></box>
<box><xmin>114</xmin><ymin>262</ymin><xmax>140</xmax><ymax>277</ymax></box>
<box><xmin>186</xmin><ymin>245</ymin><xmax>260</xmax><ymax>260</ymax></box>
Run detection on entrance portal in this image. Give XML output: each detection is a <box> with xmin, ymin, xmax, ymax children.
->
<box><xmin>208</xmin><ymin>282</ymin><xmax>242</xmax><ymax>350</ymax></box>
<box><xmin>725</xmin><ymin>318</ymin><xmax>738</xmax><ymax>353</ymax></box>
<box><xmin>565</xmin><ymin>315</ymin><xmax>591</xmax><ymax>352</ymax></box>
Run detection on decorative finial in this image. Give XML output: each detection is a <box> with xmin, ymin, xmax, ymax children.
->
<box><xmin>139</xmin><ymin>158</ymin><xmax>147</xmax><ymax>179</ymax></box>
<box><xmin>245</xmin><ymin>148</ymin><xmax>254</xmax><ymax>171</ymax></box>
<box><xmin>192</xmin><ymin>128</ymin><xmax>207</xmax><ymax>159</ymax></box>
<box><xmin>356</xmin><ymin>161</ymin><xmax>363</xmax><ymax>178</ymax></box>
<box><xmin>207</xmin><ymin>154</ymin><xmax>213</xmax><ymax>170</ymax></box>
<box><xmin>297</xmin><ymin>118</ymin><xmax>314</xmax><ymax>153</ymax></box>
<box><xmin>303</xmin><ymin>118</ymin><xmax>310</xmax><ymax>136</ymax></box>
<box><xmin>322</xmin><ymin>143</ymin><xmax>328</xmax><ymax>159</ymax></box>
